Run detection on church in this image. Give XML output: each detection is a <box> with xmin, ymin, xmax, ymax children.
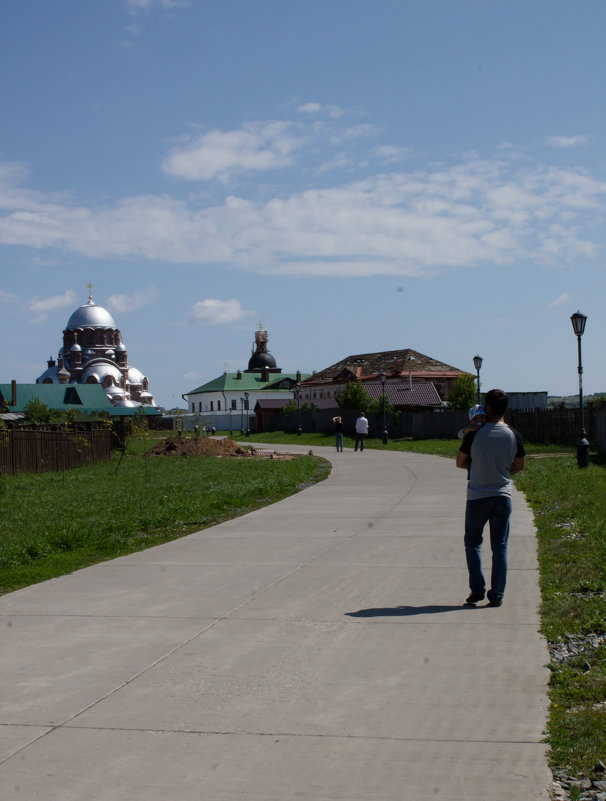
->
<box><xmin>184</xmin><ymin>326</ymin><xmax>308</xmax><ymax>419</ymax></box>
<box><xmin>36</xmin><ymin>288</ymin><xmax>156</xmax><ymax>409</ymax></box>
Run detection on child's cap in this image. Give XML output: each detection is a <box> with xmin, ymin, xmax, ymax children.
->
<box><xmin>468</xmin><ymin>404</ymin><xmax>486</xmax><ymax>421</ymax></box>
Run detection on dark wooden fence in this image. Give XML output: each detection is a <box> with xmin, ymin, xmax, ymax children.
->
<box><xmin>263</xmin><ymin>404</ymin><xmax>606</xmax><ymax>456</ymax></box>
<box><xmin>0</xmin><ymin>428</ymin><xmax>112</xmax><ymax>475</ymax></box>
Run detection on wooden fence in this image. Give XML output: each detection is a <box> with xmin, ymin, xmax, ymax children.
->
<box><xmin>0</xmin><ymin>428</ymin><xmax>112</xmax><ymax>475</ymax></box>
<box><xmin>265</xmin><ymin>404</ymin><xmax>606</xmax><ymax>456</ymax></box>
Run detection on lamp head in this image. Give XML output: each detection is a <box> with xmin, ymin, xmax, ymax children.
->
<box><xmin>380</xmin><ymin>371</ymin><xmax>387</xmax><ymax>385</ymax></box>
<box><xmin>570</xmin><ymin>311</ymin><xmax>587</xmax><ymax>337</ymax></box>
<box><xmin>473</xmin><ymin>355</ymin><xmax>483</xmax><ymax>371</ymax></box>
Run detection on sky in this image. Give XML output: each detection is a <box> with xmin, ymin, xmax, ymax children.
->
<box><xmin>1</xmin><ymin>0</ymin><xmax>605</xmax><ymax>410</ymax></box>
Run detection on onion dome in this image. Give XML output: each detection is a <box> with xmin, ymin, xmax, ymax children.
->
<box><xmin>66</xmin><ymin>300</ymin><xmax>116</xmax><ymax>330</ymax></box>
<box><xmin>82</xmin><ymin>362</ymin><xmax>123</xmax><ymax>384</ymax></box>
<box><xmin>247</xmin><ymin>351</ymin><xmax>277</xmax><ymax>371</ymax></box>
<box><xmin>127</xmin><ymin>367</ymin><xmax>145</xmax><ymax>385</ymax></box>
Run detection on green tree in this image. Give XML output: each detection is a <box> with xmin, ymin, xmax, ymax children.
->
<box><xmin>447</xmin><ymin>374</ymin><xmax>478</xmax><ymax>410</ymax></box>
<box><xmin>23</xmin><ymin>398</ymin><xmax>59</xmax><ymax>425</ymax></box>
<box><xmin>367</xmin><ymin>395</ymin><xmax>393</xmax><ymax>416</ymax></box>
<box><xmin>336</xmin><ymin>382</ymin><xmax>372</xmax><ymax>410</ymax></box>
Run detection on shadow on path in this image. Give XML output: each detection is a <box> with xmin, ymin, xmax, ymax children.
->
<box><xmin>346</xmin><ymin>604</ymin><xmax>480</xmax><ymax>617</ymax></box>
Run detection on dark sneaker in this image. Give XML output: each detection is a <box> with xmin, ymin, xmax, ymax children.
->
<box><xmin>465</xmin><ymin>593</ymin><xmax>485</xmax><ymax>605</ymax></box>
<box><xmin>488</xmin><ymin>599</ymin><xmax>503</xmax><ymax>607</ymax></box>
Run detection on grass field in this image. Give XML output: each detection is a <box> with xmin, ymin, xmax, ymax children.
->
<box><xmin>0</xmin><ymin>433</ymin><xmax>330</xmax><ymax>594</ymax></box>
<box><xmin>515</xmin><ymin>454</ymin><xmax>606</xmax><ymax>778</ymax></box>
<box><xmin>1</xmin><ymin>428</ymin><xmax>604</xmax><ymax>780</ymax></box>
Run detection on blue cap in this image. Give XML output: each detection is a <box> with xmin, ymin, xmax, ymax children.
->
<box><xmin>468</xmin><ymin>404</ymin><xmax>486</xmax><ymax>421</ymax></box>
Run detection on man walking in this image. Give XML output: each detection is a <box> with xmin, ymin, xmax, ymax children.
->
<box><xmin>456</xmin><ymin>389</ymin><xmax>525</xmax><ymax>606</ymax></box>
<box><xmin>354</xmin><ymin>411</ymin><xmax>369</xmax><ymax>451</ymax></box>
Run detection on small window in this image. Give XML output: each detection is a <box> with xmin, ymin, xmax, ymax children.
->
<box><xmin>217</xmin><ymin>400</ymin><xmax>221</xmax><ymax>410</ymax></box>
<box><xmin>210</xmin><ymin>401</ymin><xmax>214</xmax><ymax>411</ymax></box>
<box><xmin>198</xmin><ymin>402</ymin><xmax>202</xmax><ymax>412</ymax></box>
<box><xmin>191</xmin><ymin>403</ymin><xmax>195</xmax><ymax>412</ymax></box>
<box><xmin>231</xmin><ymin>399</ymin><xmax>237</xmax><ymax>410</ymax></box>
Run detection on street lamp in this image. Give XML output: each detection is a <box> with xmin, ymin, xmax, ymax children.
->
<box><xmin>380</xmin><ymin>371</ymin><xmax>388</xmax><ymax>444</ymax></box>
<box><xmin>244</xmin><ymin>391</ymin><xmax>250</xmax><ymax>437</ymax></box>
<box><xmin>473</xmin><ymin>355</ymin><xmax>483</xmax><ymax>406</ymax></box>
<box><xmin>570</xmin><ymin>311</ymin><xmax>589</xmax><ymax>468</ymax></box>
<box><xmin>240</xmin><ymin>397</ymin><xmax>244</xmax><ymax>434</ymax></box>
<box><xmin>295</xmin><ymin>382</ymin><xmax>302</xmax><ymax>435</ymax></box>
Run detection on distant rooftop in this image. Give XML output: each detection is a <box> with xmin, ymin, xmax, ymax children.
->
<box><xmin>303</xmin><ymin>348</ymin><xmax>467</xmax><ymax>384</ymax></box>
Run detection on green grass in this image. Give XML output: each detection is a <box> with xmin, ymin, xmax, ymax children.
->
<box><xmin>238</xmin><ymin>430</ymin><xmax>574</xmax><ymax>458</ymax></box>
<box><xmin>0</xmin><ymin>440</ymin><xmax>330</xmax><ymax>594</ymax></box>
<box><xmin>515</xmin><ymin>454</ymin><xmax>606</xmax><ymax>777</ymax></box>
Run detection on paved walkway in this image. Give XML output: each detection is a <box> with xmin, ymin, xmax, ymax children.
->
<box><xmin>0</xmin><ymin>445</ymin><xmax>551</xmax><ymax>800</ymax></box>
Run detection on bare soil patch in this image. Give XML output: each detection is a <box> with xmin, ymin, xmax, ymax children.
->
<box><xmin>146</xmin><ymin>436</ymin><xmax>301</xmax><ymax>460</ymax></box>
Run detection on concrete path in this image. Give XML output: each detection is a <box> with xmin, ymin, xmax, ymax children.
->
<box><xmin>0</xmin><ymin>444</ymin><xmax>551</xmax><ymax>800</ymax></box>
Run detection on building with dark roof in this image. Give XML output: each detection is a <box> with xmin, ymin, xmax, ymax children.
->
<box><xmin>300</xmin><ymin>348</ymin><xmax>470</xmax><ymax>404</ymax></box>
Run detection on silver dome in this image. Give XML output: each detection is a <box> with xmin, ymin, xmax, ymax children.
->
<box><xmin>66</xmin><ymin>301</ymin><xmax>116</xmax><ymax>330</ymax></box>
<box><xmin>127</xmin><ymin>367</ymin><xmax>146</xmax><ymax>385</ymax></box>
<box><xmin>113</xmin><ymin>398</ymin><xmax>141</xmax><ymax>408</ymax></box>
<box><xmin>82</xmin><ymin>361</ymin><xmax>123</xmax><ymax>384</ymax></box>
<box><xmin>36</xmin><ymin>365</ymin><xmax>59</xmax><ymax>384</ymax></box>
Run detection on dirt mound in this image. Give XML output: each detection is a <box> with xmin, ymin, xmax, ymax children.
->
<box><xmin>147</xmin><ymin>435</ymin><xmax>253</xmax><ymax>458</ymax></box>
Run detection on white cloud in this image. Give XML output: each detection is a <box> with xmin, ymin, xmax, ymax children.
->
<box><xmin>298</xmin><ymin>102</ymin><xmax>322</xmax><ymax>115</ymax></box>
<box><xmin>27</xmin><ymin>290</ymin><xmax>77</xmax><ymax>323</ymax></box>
<box><xmin>0</xmin><ymin>289</ymin><xmax>18</xmax><ymax>304</ymax></box>
<box><xmin>188</xmin><ymin>298</ymin><xmax>252</xmax><ymax>325</ymax></box>
<box><xmin>543</xmin><ymin>135</ymin><xmax>589</xmax><ymax>148</ymax></box>
<box><xmin>105</xmin><ymin>287</ymin><xmax>159</xmax><ymax>314</ymax></box>
<box><xmin>1</xmin><ymin>147</ymin><xmax>605</xmax><ymax>279</ymax></box>
<box><xmin>163</xmin><ymin>121</ymin><xmax>302</xmax><ymax>182</ymax></box>
<box><xmin>297</xmin><ymin>102</ymin><xmax>346</xmax><ymax>119</ymax></box>
<box><xmin>125</xmin><ymin>0</ymin><xmax>186</xmax><ymax>12</ymax></box>
<box><xmin>548</xmin><ymin>293</ymin><xmax>570</xmax><ymax>308</ymax></box>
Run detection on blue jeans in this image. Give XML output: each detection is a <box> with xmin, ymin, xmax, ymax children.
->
<box><xmin>464</xmin><ymin>496</ymin><xmax>512</xmax><ymax>602</ymax></box>
<box><xmin>335</xmin><ymin>432</ymin><xmax>343</xmax><ymax>451</ymax></box>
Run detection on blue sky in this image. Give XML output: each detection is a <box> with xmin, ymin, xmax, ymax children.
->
<box><xmin>1</xmin><ymin>0</ymin><xmax>605</xmax><ymax>409</ymax></box>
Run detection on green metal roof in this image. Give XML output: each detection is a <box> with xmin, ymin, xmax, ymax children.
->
<box><xmin>186</xmin><ymin>372</ymin><xmax>310</xmax><ymax>394</ymax></box>
<box><xmin>0</xmin><ymin>384</ymin><xmax>160</xmax><ymax>416</ymax></box>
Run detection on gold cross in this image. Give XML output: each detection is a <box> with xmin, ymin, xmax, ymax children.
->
<box><xmin>87</xmin><ymin>283</ymin><xmax>93</xmax><ymax>302</ymax></box>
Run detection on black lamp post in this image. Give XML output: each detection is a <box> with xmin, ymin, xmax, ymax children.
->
<box><xmin>240</xmin><ymin>397</ymin><xmax>244</xmax><ymax>434</ymax></box>
<box><xmin>380</xmin><ymin>371</ymin><xmax>388</xmax><ymax>444</ymax></box>
<box><xmin>244</xmin><ymin>391</ymin><xmax>250</xmax><ymax>437</ymax></box>
<box><xmin>570</xmin><ymin>311</ymin><xmax>589</xmax><ymax>468</ymax></box>
<box><xmin>295</xmin><ymin>382</ymin><xmax>302</xmax><ymax>435</ymax></box>
<box><xmin>473</xmin><ymin>355</ymin><xmax>483</xmax><ymax>405</ymax></box>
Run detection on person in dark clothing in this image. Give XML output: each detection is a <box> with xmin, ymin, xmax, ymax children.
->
<box><xmin>332</xmin><ymin>416</ymin><xmax>344</xmax><ymax>452</ymax></box>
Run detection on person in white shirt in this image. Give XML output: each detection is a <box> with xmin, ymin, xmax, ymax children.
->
<box><xmin>354</xmin><ymin>411</ymin><xmax>369</xmax><ymax>452</ymax></box>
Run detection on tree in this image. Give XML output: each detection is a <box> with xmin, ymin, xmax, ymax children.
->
<box><xmin>447</xmin><ymin>374</ymin><xmax>477</xmax><ymax>410</ymax></box>
<box><xmin>367</xmin><ymin>395</ymin><xmax>393</xmax><ymax>416</ymax></box>
<box><xmin>23</xmin><ymin>398</ymin><xmax>59</xmax><ymax>425</ymax></box>
<box><xmin>336</xmin><ymin>382</ymin><xmax>372</xmax><ymax>410</ymax></box>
